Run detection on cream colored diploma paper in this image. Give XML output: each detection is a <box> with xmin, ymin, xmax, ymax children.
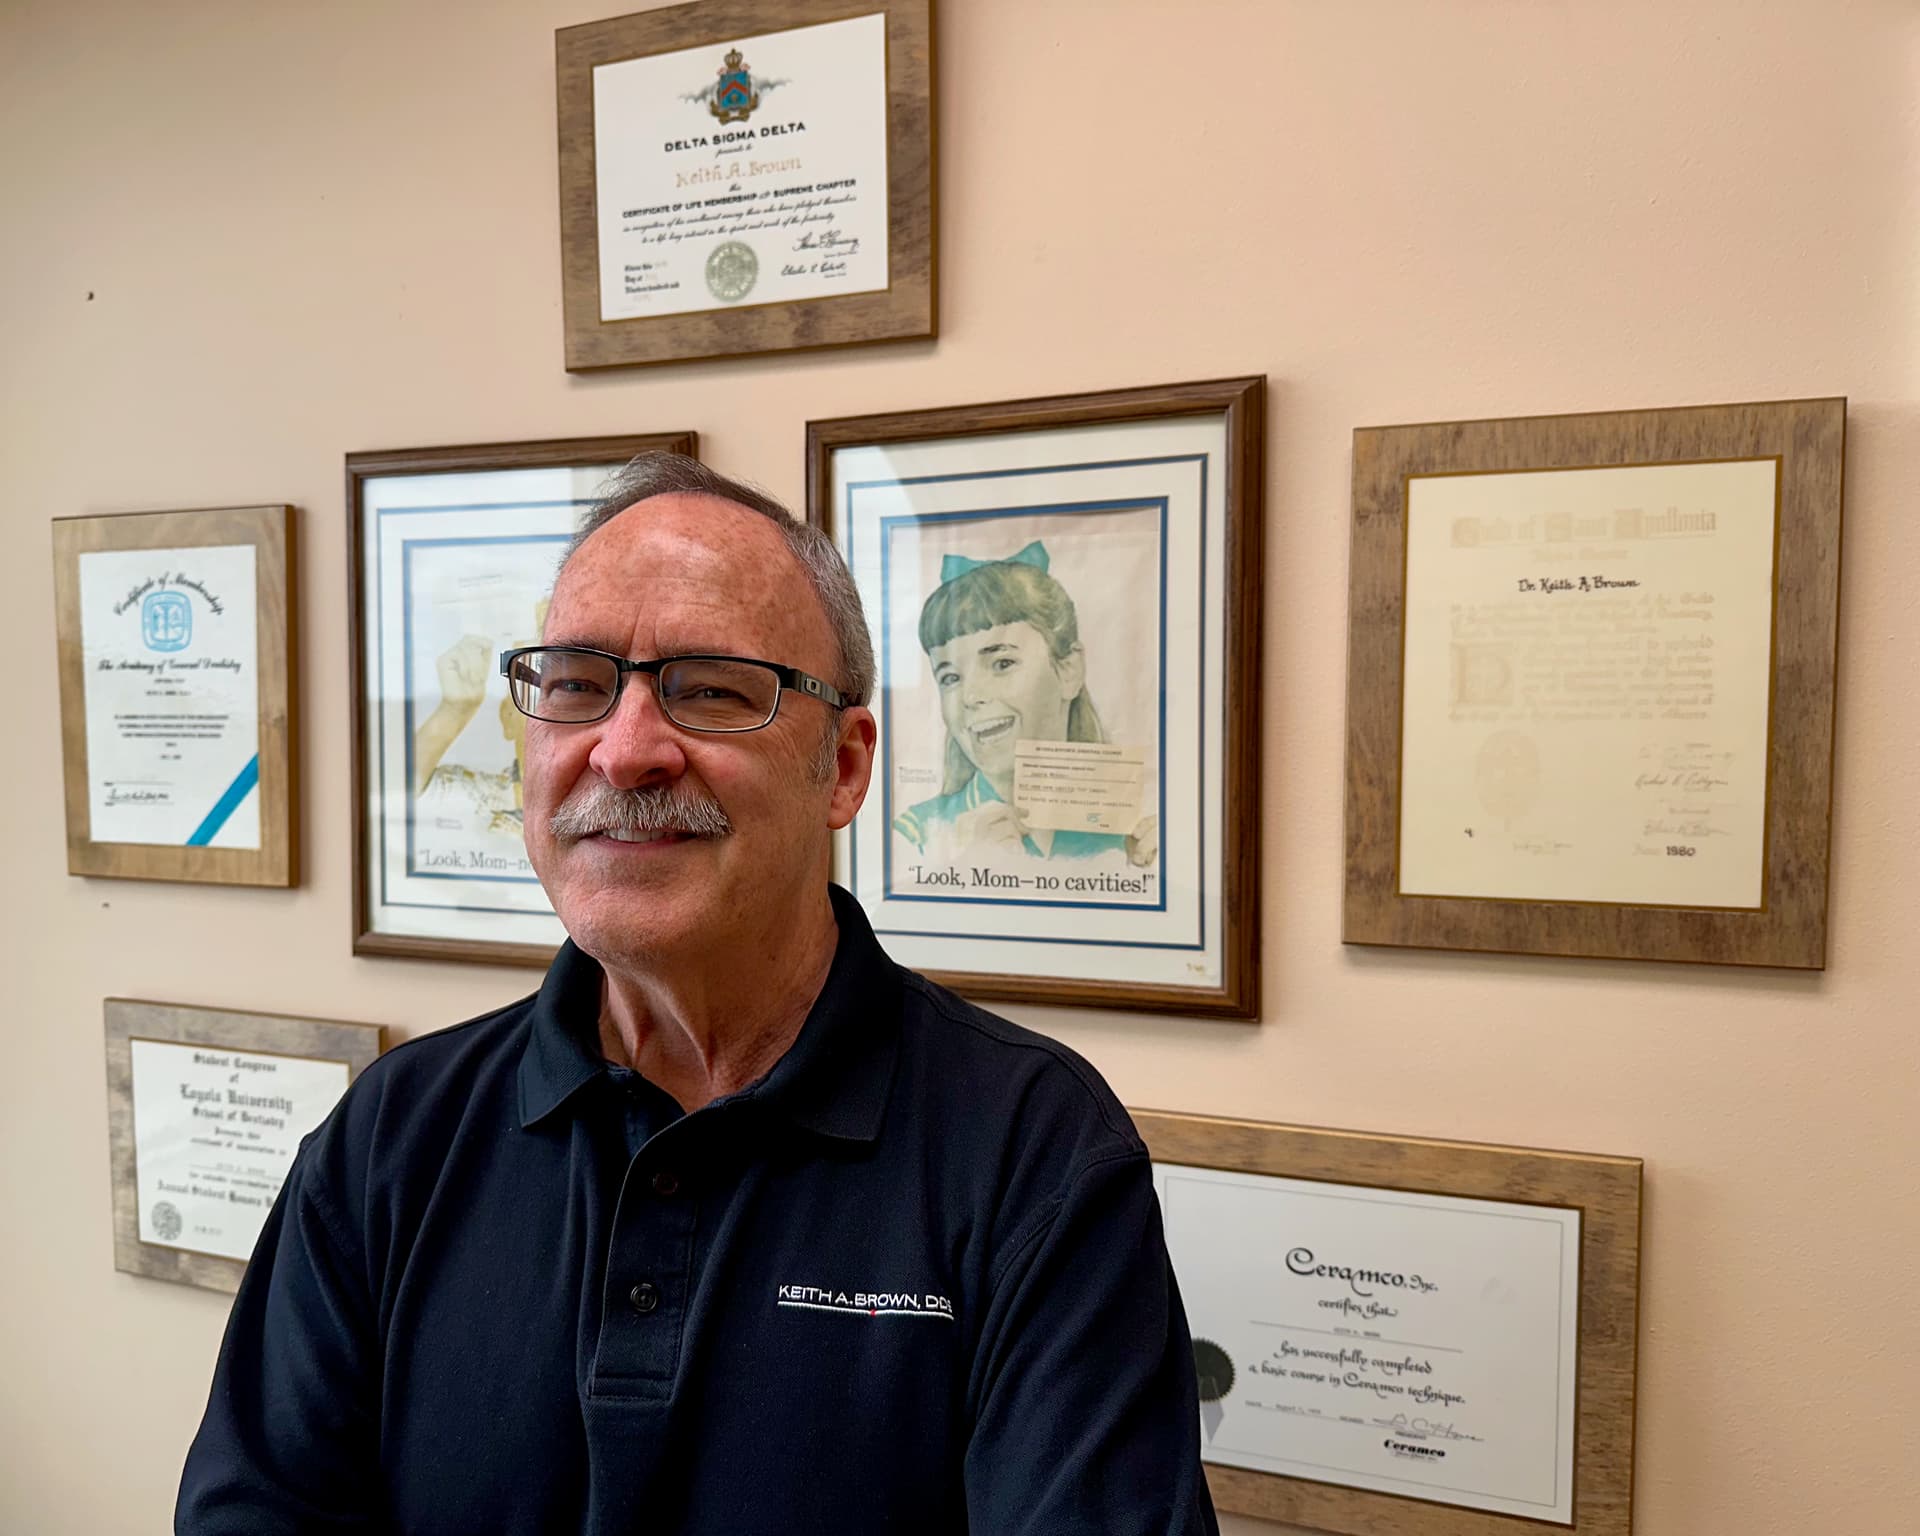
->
<box><xmin>130</xmin><ymin>1040</ymin><xmax>349</xmax><ymax>1262</ymax></box>
<box><xmin>1156</xmin><ymin>1163</ymin><xmax>1581</xmax><ymax>1523</ymax></box>
<box><xmin>1399</xmin><ymin>460</ymin><xmax>1777</xmax><ymax>907</ymax></box>
<box><xmin>592</xmin><ymin>13</ymin><xmax>889</xmax><ymax>322</ymax></box>
<box><xmin>77</xmin><ymin>545</ymin><xmax>261</xmax><ymax>849</ymax></box>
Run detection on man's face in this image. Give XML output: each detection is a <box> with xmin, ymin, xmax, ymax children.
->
<box><xmin>929</xmin><ymin>621</ymin><xmax>1081</xmax><ymax>783</ymax></box>
<box><xmin>521</xmin><ymin>494</ymin><xmax>873</xmax><ymax>967</ymax></box>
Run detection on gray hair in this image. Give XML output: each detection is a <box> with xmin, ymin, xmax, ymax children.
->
<box><xmin>557</xmin><ymin>453</ymin><xmax>874</xmax><ymax>710</ymax></box>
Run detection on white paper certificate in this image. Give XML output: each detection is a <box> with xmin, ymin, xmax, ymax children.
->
<box><xmin>1156</xmin><ymin>1163</ymin><xmax>1581</xmax><ymax>1524</ymax></box>
<box><xmin>130</xmin><ymin>1040</ymin><xmax>349</xmax><ymax>1262</ymax></box>
<box><xmin>592</xmin><ymin>13</ymin><xmax>889</xmax><ymax>322</ymax></box>
<box><xmin>77</xmin><ymin>544</ymin><xmax>261</xmax><ymax>848</ymax></box>
<box><xmin>1399</xmin><ymin>459</ymin><xmax>1778</xmax><ymax>907</ymax></box>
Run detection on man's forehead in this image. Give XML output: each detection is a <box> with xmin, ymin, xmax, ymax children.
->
<box><xmin>545</xmin><ymin>494</ymin><xmax>824</xmax><ymax>653</ymax></box>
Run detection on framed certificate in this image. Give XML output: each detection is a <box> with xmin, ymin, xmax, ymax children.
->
<box><xmin>51</xmin><ymin>504</ymin><xmax>297</xmax><ymax>887</ymax></box>
<box><xmin>1135</xmin><ymin>1109</ymin><xmax>1642</xmax><ymax>1536</ymax></box>
<box><xmin>808</xmin><ymin>378</ymin><xmax>1264</xmax><ymax>1018</ymax></box>
<box><xmin>557</xmin><ymin>0</ymin><xmax>935</xmax><ymax>370</ymax></box>
<box><xmin>105</xmin><ymin>999</ymin><xmax>384</xmax><ymax>1293</ymax></box>
<box><xmin>1344</xmin><ymin>398</ymin><xmax>1845</xmax><ymax>968</ymax></box>
<box><xmin>348</xmin><ymin>433</ymin><xmax>696</xmax><ymax>965</ymax></box>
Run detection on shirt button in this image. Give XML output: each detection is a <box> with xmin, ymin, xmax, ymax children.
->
<box><xmin>651</xmin><ymin>1170</ymin><xmax>680</xmax><ymax>1197</ymax></box>
<box><xmin>628</xmin><ymin>1282</ymin><xmax>660</xmax><ymax>1315</ymax></box>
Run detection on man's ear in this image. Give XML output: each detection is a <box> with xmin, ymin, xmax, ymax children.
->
<box><xmin>826</xmin><ymin>707</ymin><xmax>878</xmax><ymax>830</ymax></box>
<box><xmin>1054</xmin><ymin>644</ymin><xmax>1087</xmax><ymax>701</ymax></box>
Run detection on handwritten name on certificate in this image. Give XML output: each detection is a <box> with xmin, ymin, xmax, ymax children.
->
<box><xmin>130</xmin><ymin>1040</ymin><xmax>349</xmax><ymax>1262</ymax></box>
<box><xmin>1156</xmin><ymin>1164</ymin><xmax>1581</xmax><ymax>1523</ymax></box>
<box><xmin>1399</xmin><ymin>459</ymin><xmax>1777</xmax><ymax>907</ymax></box>
<box><xmin>592</xmin><ymin>13</ymin><xmax>889</xmax><ymax>323</ymax></box>
<box><xmin>78</xmin><ymin>545</ymin><xmax>261</xmax><ymax>849</ymax></box>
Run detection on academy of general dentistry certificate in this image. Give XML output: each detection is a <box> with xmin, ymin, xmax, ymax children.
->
<box><xmin>1398</xmin><ymin>459</ymin><xmax>1778</xmax><ymax>908</ymax></box>
<box><xmin>77</xmin><ymin>544</ymin><xmax>261</xmax><ymax>849</ymax></box>
<box><xmin>592</xmin><ymin>13</ymin><xmax>890</xmax><ymax>322</ymax></box>
<box><xmin>1156</xmin><ymin>1163</ymin><xmax>1581</xmax><ymax>1524</ymax></box>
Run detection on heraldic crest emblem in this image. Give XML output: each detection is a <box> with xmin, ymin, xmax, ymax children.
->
<box><xmin>709</xmin><ymin>47</ymin><xmax>760</xmax><ymax>123</ymax></box>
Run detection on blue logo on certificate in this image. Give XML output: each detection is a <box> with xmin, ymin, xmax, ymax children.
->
<box><xmin>142</xmin><ymin>590</ymin><xmax>191</xmax><ymax>652</ymax></box>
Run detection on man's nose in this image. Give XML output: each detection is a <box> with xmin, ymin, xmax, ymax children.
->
<box><xmin>585</xmin><ymin>672</ymin><xmax>689</xmax><ymax>788</ymax></box>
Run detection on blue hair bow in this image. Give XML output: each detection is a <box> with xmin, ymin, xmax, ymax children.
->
<box><xmin>939</xmin><ymin>540</ymin><xmax>1049</xmax><ymax>586</ymax></box>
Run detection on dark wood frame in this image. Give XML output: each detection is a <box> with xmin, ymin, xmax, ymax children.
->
<box><xmin>347</xmin><ymin>433</ymin><xmax>696</xmax><ymax>966</ymax></box>
<box><xmin>806</xmin><ymin>377</ymin><xmax>1264</xmax><ymax>1018</ymax></box>
<box><xmin>1344</xmin><ymin>397</ymin><xmax>1845</xmax><ymax>968</ymax></box>
<box><xmin>1133</xmin><ymin>1108</ymin><xmax>1642</xmax><ymax>1536</ymax></box>
<box><xmin>52</xmin><ymin>504</ymin><xmax>298</xmax><ymax>887</ymax></box>
<box><xmin>556</xmin><ymin>0</ymin><xmax>936</xmax><ymax>370</ymax></box>
<box><xmin>106</xmin><ymin>998</ymin><xmax>384</xmax><ymax>1293</ymax></box>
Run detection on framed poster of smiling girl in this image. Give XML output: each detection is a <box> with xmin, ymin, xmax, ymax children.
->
<box><xmin>807</xmin><ymin>377</ymin><xmax>1264</xmax><ymax>1018</ymax></box>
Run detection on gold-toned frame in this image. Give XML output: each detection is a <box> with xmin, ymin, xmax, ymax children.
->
<box><xmin>1133</xmin><ymin>1108</ymin><xmax>1643</xmax><ymax>1536</ymax></box>
<box><xmin>52</xmin><ymin>504</ymin><xmax>298</xmax><ymax>887</ymax></box>
<box><xmin>556</xmin><ymin>0</ymin><xmax>936</xmax><ymax>370</ymax></box>
<box><xmin>347</xmin><ymin>433</ymin><xmax>697</xmax><ymax>967</ymax></box>
<box><xmin>807</xmin><ymin>376</ymin><xmax>1265</xmax><ymax>1019</ymax></box>
<box><xmin>105</xmin><ymin>999</ymin><xmax>385</xmax><ymax>1294</ymax></box>
<box><xmin>1344</xmin><ymin>397</ymin><xmax>1845</xmax><ymax>968</ymax></box>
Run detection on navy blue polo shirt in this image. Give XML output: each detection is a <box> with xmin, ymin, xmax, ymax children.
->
<box><xmin>178</xmin><ymin>887</ymin><xmax>1217</xmax><ymax>1535</ymax></box>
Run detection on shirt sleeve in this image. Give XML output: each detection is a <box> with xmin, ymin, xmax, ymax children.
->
<box><xmin>962</xmin><ymin>1147</ymin><xmax>1219</xmax><ymax>1536</ymax></box>
<box><xmin>175</xmin><ymin>1137</ymin><xmax>382</xmax><ymax>1534</ymax></box>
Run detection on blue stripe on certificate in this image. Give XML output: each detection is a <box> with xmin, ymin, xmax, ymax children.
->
<box><xmin>185</xmin><ymin>754</ymin><xmax>260</xmax><ymax>847</ymax></box>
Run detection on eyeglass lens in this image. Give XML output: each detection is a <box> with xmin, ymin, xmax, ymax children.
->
<box><xmin>508</xmin><ymin>650</ymin><xmax>781</xmax><ymax>730</ymax></box>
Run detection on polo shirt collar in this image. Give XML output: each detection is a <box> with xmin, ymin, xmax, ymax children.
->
<box><xmin>517</xmin><ymin>884</ymin><xmax>901</xmax><ymax>1143</ymax></box>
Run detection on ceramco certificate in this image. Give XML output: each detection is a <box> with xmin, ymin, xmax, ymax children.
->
<box><xmin>592</xmin><ymin>13</ymin><xmax>889</xmax><ymax>321</ymax></box>
<box><xmin>1156</xmin><ymin>1163</ymin><xmax>1581</xmax><ymax>1523</ymax></box>
<box><xmin>77</xmin><ymin>545</ymin><xmax>261</xmax><ymax>848</ymax></box>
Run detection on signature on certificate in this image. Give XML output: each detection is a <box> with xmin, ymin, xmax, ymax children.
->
<box><xmin>1374</xmin><ymin>1412</ymin><xmax>1484</xmax><ymax>1444</ymax></box>
<box><xmin>792</xmin><ymin>225</ymin><xmax>861</xmax><ymax>254</ymax></box>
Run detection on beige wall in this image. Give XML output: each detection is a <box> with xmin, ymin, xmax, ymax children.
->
<box><xmin>4</xmin><ymin>1</ymin><xmax>1917</xmax><ymax>1531</ymax></box>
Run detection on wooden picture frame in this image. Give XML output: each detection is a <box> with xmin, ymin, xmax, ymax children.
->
<box><xmin>52</xmin><ymin>504</ymin><xmax>297</xmax><ymax>887</ymax></box>
<box><xmin>808</xmin><ymin>377</ymin><xmax>1263</xmax><ymax>1017</ymax></box>
<box><xmin>105</xmin><ymin>998</ymin><xmax>384</xmax><ymax>1294</ymax></box>
<box><xmin>1344</xmin><ymin>397</ymin><xmax>1845</xmax><ymax>968</ymax></box>
<box><xmin>347</xmin><ymin>433</ymin><xmax>696</xmax><ymax>966</ymax></box>
<box><xmin>557</xmin><ymin>0</ymin><xmax>935</xmax><ymax>370</ymax></box>
<box><xmin>1134</xmin><ymin>1108</ymin><xmax>1642</xmax><ymax>1536</ymax></box>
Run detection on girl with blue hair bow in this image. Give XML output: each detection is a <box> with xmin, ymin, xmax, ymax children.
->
<box><xmin>893</xmin><ymin>542</ymin><xmax>1157</xmax><ymax>866</ymax></box>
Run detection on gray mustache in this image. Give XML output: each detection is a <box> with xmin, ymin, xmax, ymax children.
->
<box><xmin>548</xmin><ymin>780</ymin><xmax>733</xmax><ymax>840</ymax></box>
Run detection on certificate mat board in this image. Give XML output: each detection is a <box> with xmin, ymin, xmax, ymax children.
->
<box><xmin>557</xmin><ymin>0</ymin><xmax>934</xmax><ymax>369</ymax></box>
<box><xmin>347</xmin><ymin>433</ymin><xmax>696</xmax><ymax>967</ymax></box>
<box><xmin>809</xmin><ymin>377</ymin><xmax>1264</xmax><ymax>1017</ymax></box>
<box><xmin>52</xmin><ymin>505</ymin><xmax>297</xmax><ymax>887</ymax></box>
<box><xmin>1133</xmin><ymin>1110</ymin><xmax>1642</xmax><ymax>1536</ymax></box>
<box><xmin>1344</xmin><ymin>397</ymin><xmax>1844</xmax><ymax>968</ymax></box>
<box><xmin>106</xmin><ymin>1000</ymin><xmax>385</xmax><ymax>1294</ymax></box>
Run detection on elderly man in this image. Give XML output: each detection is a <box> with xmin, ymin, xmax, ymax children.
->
<box><xmin>178</xmin><ymin>455</ymin><xmax>1217</xmax><ymax>1534</ymax></box>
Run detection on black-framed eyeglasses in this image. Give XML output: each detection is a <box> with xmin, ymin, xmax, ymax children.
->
<box><xmin>499</xmin><ymin>646</ymin><xmax>847</xmax><ymax>732</ymax></box>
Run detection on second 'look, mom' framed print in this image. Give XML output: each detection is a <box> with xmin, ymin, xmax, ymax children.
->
<box><xmin>348</xmin><ymin>433</ymin><xmax>696</xmax><ymax>965</ymax></box>
<box><xmin>808</xmin><ymin>378</ymin><xmax>1264</xmax><ymax>1018</ymax></box>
